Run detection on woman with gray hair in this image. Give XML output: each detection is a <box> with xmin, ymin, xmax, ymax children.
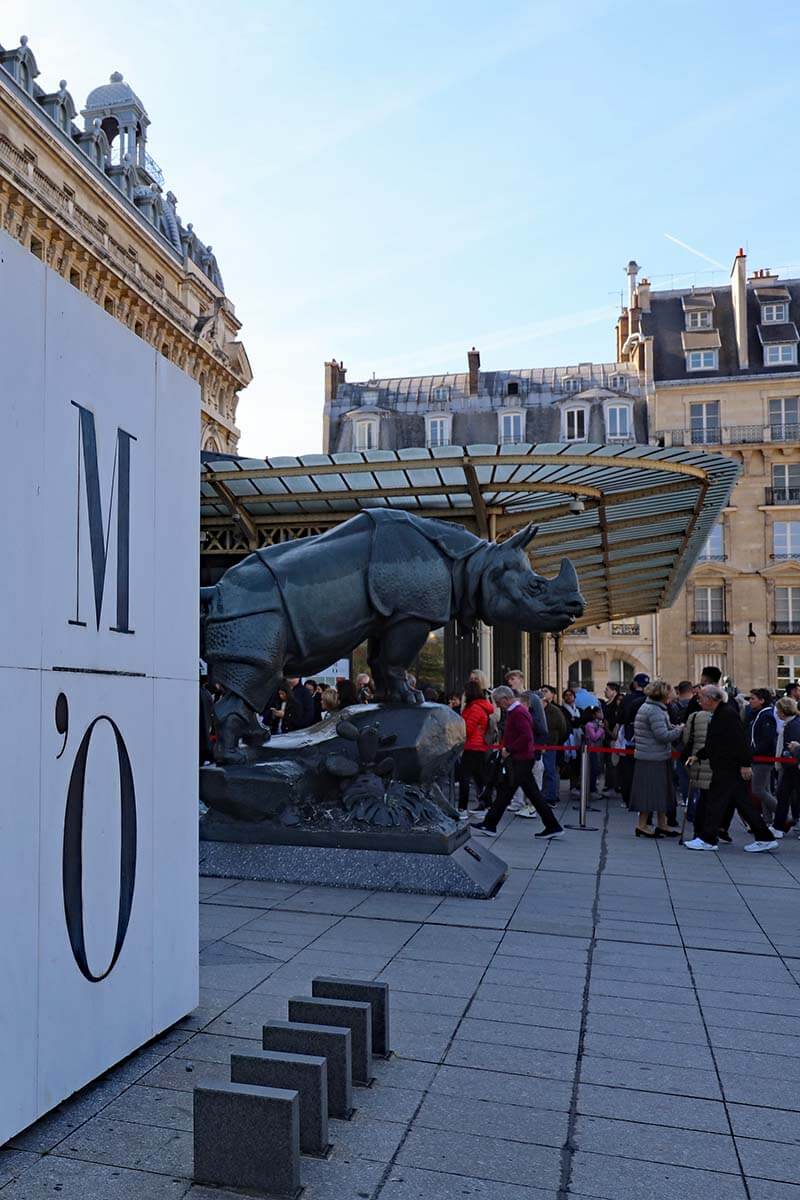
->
<box><xmin>629</xmin><ymin>680</ymin><xmax>684</xmax><ymax>838</ymax></box>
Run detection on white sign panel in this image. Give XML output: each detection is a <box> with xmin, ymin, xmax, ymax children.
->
<box><xmin>0</xmin><ymin>229</ymin><xmax>199</xmax><ymax>1144</ymax></box>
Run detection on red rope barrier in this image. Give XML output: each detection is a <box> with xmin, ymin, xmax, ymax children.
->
<box><xmin>529</xmin><ymin>743</ymin><xmax>798</xmax><ymax>765</ymax></box>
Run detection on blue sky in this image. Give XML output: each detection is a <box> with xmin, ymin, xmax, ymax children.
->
<box><xmin>7</xmin><ymin>0</ymin><xmax>800</xmax><ymax>454</ymax></box>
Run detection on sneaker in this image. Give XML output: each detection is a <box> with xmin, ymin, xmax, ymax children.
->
<box><xmin>684</xmin><ymin>837</ymin><xmax>718</xmax><ymax>851</ymax></box>
<box><xmin>516</xmin><ymin>805</ymin><xmax>540</xmax><ymax>820</ymax></box>
<box><xmin>508</xmin><ymin>798</ymin><xmax>526</xmax><ymax>812</ymax></box>
<box><xmin>471</xmin><ymin>823</ymin><xmax>498</xmax><ymax>838</ymax></box>
<box><xmin>535</xmin><ymin>828</ymin><xmax>564</xmax><ymax>840</ymax></box>
<box><xmin>768</xmin><ymin>825</ymin><xmax>785</xmax><ymax>839</ymax></box>
<box><xmin>743</xmin><ymin>840</ymin><xmax>778</xmax><ymax>853</ymax></box>
<box><xmin>457</xmin><ymin>810</ymin><xmax>471</xmax><ymax>822</ymax></box>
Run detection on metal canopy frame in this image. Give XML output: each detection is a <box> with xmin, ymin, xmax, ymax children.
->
<box><xmin>201</xmin><ymin>443</ymin><xmax>740</xmax><ymax>625</ymax></box>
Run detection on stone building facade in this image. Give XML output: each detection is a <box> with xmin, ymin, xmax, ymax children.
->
<box><xmin>323</xmin><ymin>351</ymin><xmax>657</xmax><ymax>690</ymax></box>
<box><xmin>618</xmin><ymin>252</ymin><xmax>800</xmax><ymax>692</ymax></box>
<box><xmin>0</xmin><ymin>34</ymin><xmax>251</xmax><ymax>452</ymax></box>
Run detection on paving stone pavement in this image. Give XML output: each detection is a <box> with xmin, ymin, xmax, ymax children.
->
<box><xmin>5</xmin><ymin>789</ymin><xmax>800</xmax><ymax>1199</ymax></box>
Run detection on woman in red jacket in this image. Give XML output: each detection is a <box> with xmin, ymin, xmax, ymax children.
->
<box><xmin>458</xmin><ymin>679</ymin><xmax>496</xmax><ymax>820</ymax></box>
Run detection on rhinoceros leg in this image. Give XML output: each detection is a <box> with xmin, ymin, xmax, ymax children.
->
<box><xmin>371</xmin><ymin>618</ymin><xmax>430</xmax><ymax>704</ymax></box>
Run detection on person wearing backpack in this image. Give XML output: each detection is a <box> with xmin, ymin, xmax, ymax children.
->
<box><xmin>457</xmin><ymin>679</ymin><xmax>497</xmax><ymax>820</ymax></box>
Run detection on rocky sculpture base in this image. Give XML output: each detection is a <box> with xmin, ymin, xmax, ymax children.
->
<box><xmin>199</xmin><ymin>702</ymin><xmax>508</xmax><ymax>898</ymax></box>
<box><xmin>199</xmin><ymin>840</ymin><xmax>508</xmax><ymax>899</ymax></box>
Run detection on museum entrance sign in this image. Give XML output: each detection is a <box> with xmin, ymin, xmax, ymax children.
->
<box><xmin>0</xmin><ymin>229</ymin><xmax>199</xmax><ymax>1145</ymax></box>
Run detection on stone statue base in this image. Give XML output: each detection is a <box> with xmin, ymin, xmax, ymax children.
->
<box><xmin>199</xmin><ymin>702</ymin><xmax>508</xmax><ymax>898</ymax></box>
<box><xmin>199</xmin><ymin>840</ymin><xmax>507</xmax><ymax>900</ymax></box>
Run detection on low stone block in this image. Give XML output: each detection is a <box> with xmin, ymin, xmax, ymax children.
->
<box><xmin>193</xmin><ymin>1081</ymin><xmax>300</xmax><ymax>1198</ymax></box>
<box><xmin>231</xmin><ymin>1050</ymin><xmax>329</xmax><ymax>1156</ymax></box>
<box><xmin>263</xmin><ymin>1020</ymin><xmax>353</xmax><ymax>1119</ymax></box>
<box><xmin>289</xmin><ymin>996</ymin><xmax>373</xmax><ymax>1086</ymax></box>
<box><xmin>312</xmin><ymin>977</ymin><xmax>391</xmax><ymax>1058</ymax></box>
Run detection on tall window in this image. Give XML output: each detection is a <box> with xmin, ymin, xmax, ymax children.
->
<box><xmin>699</xmin><ymin>523</ymin><xmax>725</xmax><ymax>560</ymax></box>
<box><xmin>609</xmin><ymin>659</ymin><xmax>635</xmax><ymax>686</ymax></box>
<box><xmin>568</xmin><ymin>659</ymin><xmax>593</xmax><ymax>690</ymax></box>
<box><xmin>500</xmin><ymin>411</ymin><xmax>524</xmax><ymax>443</ymax></box>
<box><xmin>775</xmin><ymin>587</ymin><xmax>800</xmax><ymax>632</ymax></box>
<box><xmin>606</xmin><ymin>405</ymin><xmax>631</xmax><ymax>440</ymax></box>
<box><xmin>769</xmin><ymin>396</ymin><xmax>799</xmax><ymax>439</ymax></box>
<box><xmin>689</xmin><ymin>402</ymin><xmax>720</xmax><ymax>444</ymax></box>
<box><xmin>772</xmin><ymin>463</ymin><xmax>800</xmax><ymax>500</ymax></box>
<box><xmin>686</xmin><ymin>310</ymin><xmax>712</xmax><ymax>330</ymax></box>
<box><xmin>774</xmin><ymin>522</ymin><xmax>800</xmax><ymax>558</ymax></box>
<box><xmin>426</xmin><ymin>416</ymin><xmax>450</xmax><ymax>448</ymax></box>
<box><xmin>762</xmin><ymin>303</ymin><xmax>788</xmax><ymax>323</ymax></box>
<box><xmin>693</xmin><ymin>586</ymin><xmax>725</xmax><ymax>632</ymax></box>
<box><xmin>686</xmin><ymin>349</ymin><xmax>718</xmax><ymax>371</ymax></box>
<box><xmin>777</xmin><ymin>654</ymin><xmax>800</xmax><ymax>692</ymax></box>
<box><xmin>565</xmin><ymin>408</ymin><xmax>587</xmax><ymax>441</ymax></box>
<box><xmin>354</xmin><ymin>419</ymin><xmax>377</xmax><ymax>451</ymax></box>
<box><xmin>764</xmin><ymin>343</ymin><xmax>797</xmax><ymax>365</ymax></box>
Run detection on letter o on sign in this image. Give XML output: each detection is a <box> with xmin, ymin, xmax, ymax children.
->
<box><xmin>62</xmin><ymin>716</ymin><xmax>137</xmax><ymax>983</ymax></box>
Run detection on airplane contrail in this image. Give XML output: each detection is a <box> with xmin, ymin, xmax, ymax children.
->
<box><xmin>663</xmin><ymin>234</ymin><xmax>725</xmax><ymax>270</ymax></box>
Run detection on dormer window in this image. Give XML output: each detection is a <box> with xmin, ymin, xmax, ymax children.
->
<box><xmin>432</xmin><ymin>386</ymin><xmax>450</xmax><ymax>402</ymax></box>
<box><xmin>605</xmin><ymin>404</ymin><xmax>632</xmax><ymax>442</ymax></box>
<box><xmin>607</xmin><ymin>374</ymin><xmax>627</xmax><ymax>392</ymax></box>
<box><xmin>564</xmin><ymin>407</ymin><xmax>588</xmax><ymax>442</ymax></box>
<box><xmin>764</xmin><ymin>344</ymin><xmax>797</xmax><ymax>366</ymax></box>
<box><xmin>762</xmin><ymin>302</ymin><xmax>788</xmax><ymax>324</ymax></box>
<box><xmin>563</xmin><ymin>378</ymin><xmax>581</xmax><ymax>393</ymax></box>
<box><xmin>499</xmin><ymin>411</ymin><xmax>525</xmax><ymax>444</ymax></box>
<box><xmin>354</xmin><ymin>418</ymin><xmax>378</xmax><ymax>451</ymax></box>
<box><xmin>426</xmin><ymin>414</ymin><xmax>452</xmax><ymax>448</ymax></box>
<box><xmin>686</xmin><ymin>349</ymin><xmax>718</xmax><ymax>371</ymax></box>
<box><xmin>506</xmin><ymin>381</ymin><xmax>519</xmax><ymax>397</ymax></box>
<box><xmin>361</xmin><ymin>389</ymin><xmax>380</xmax><ymax>406</ymax></box>
<box><xmin>686</xmin><ymin>310</ymin><xmax>712</xmax><ymax>330</ymax></box>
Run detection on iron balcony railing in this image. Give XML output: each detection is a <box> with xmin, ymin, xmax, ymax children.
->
<box><xmin>658</xmin><ymin>424</ymin><xmax>800</xmax><ymax>447</ymax></box>
<box><xmin>611</xmin><ymin>623</ymin><xmax>640</xmax><ymax>635</ymax></box>
<box><xmin>765</xmin><ymin>488</ymin><xmax>800</xmax><ymax>505</ymax></box>
<box><xmin>690</xmin><ymin>620</ymin><xmax>730</xmax><ymax>635</ymax></box>
<box><xmin>771</xmin><ymin>552</ymin><xmax>800</xmax><ymax>560</ymax></box>
<box><xmin>565</xmin><ymin>626</ymin><xmax>588</xmax><ymax>635</ymax></box>
<box><xmin>697</xmin><ymin>553</ymin><xmax>727</xmax><ymax>562</ymax></box>
<box><xmin>771</xmin><ymin>621</ymin><xmax>800</xmax><ymax>635</ymax></box>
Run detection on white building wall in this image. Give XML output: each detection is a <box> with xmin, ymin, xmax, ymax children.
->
<box><xmin>0</xmin><ymin>230</ymin><xmax>199</xmax><ymax>1144</ymax></box>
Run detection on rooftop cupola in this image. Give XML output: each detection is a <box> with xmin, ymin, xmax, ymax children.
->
<box><xmin>82</xmin><ymin>71</ymin><xmax>150</xmax><ymax>169</ymax></box>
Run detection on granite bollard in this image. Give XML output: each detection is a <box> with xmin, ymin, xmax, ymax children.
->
<box><xmin>288</xmin><ymin>997</ymin><xmax>373</xmax><ymax>1085</ymax></box>
<box><xmin>263</xmin><ymin>1020</ymin><xmax>353</xmax><ymax>1119</ymax></box>
<box><xmin>193</xmin><ymin>1081</ymin><xmax>300</xmax><ymax>1198</ymax></box>
<box><xmin>231</xmin><ymin>1050</ymin><xmax>330</xmax><ymax>1156</ymax></box>
<box><xmin>312</xmin><ymin>977</ymin><xmax>391</xmax><ymax>1058</ymax></box>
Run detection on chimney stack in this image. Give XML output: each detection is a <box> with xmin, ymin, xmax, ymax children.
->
<box><xmin>468</xmin><ymin>346</ymin><xmax>480</xmax><ymax>396</ymax></box>
<box><xmin>626</xmin><ymin>260</ymin><xmax>639</xmax><ymax>308</ymax></box>
<box><xmin>730</xmin><ymin>249</ymin><xmax>748</xmax><ymax>370</ymax></box>
<box><xmin>637</xmin><ymin>277</ymin><xmax>651</xmax><ymax>313</ymax></box>
<box><xmin>324</xmin><ymin>358</ymin><xmax>346</xmax><ymax>402</ymax></box>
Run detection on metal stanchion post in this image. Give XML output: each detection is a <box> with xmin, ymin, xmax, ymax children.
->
<box><xmin>579</xmin><ymin>747</ymin><xmax>590</xmax><ymax>828</ymax></box>
<box><xmin>564</xmin><ymin>747</ymin><xmax>599</xmax><ymax>832</ymax></box>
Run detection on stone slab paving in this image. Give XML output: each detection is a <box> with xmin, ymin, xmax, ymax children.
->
<box><xmin>4</xmin><ymin>790</ymin><xmax>800</xmax><ymax>1198</ymax></box>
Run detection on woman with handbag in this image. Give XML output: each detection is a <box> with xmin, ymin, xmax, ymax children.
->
<box><xmin>682</xmin><ymin>706</ymin><xmax>713</xmax><ymax>834</ymax></box>
<box><xmin>629</xmin><ymin>680</ymin><xmax>684</xmax><ymax>837</ymax></box>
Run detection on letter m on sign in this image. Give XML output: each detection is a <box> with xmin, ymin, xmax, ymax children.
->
<box><xmin>70</xmin><ymin>402</ymin><xmax>136</xmax><ymax>634</ymax></box>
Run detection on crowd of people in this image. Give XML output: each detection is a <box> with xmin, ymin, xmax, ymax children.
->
<box><xmin>200</xmin><ymin>658</ymin><xmax>800</xmax><ymax>855</ymax></box>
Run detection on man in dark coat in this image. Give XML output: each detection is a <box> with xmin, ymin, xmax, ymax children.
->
<box><xmin>287</xmin><ymin>676</ymin><xmax>315</xmax><ymax>729</ymax></box>
<box><xmin>685</xmin><ymin>685</ymin><xmax>777</xmax><ymax>853</ymax></box>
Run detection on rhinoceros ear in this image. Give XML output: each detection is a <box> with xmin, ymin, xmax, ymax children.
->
<box><xmin>503</xmin><ymin>523</ymin><xmax>538</xmax><ymax>551</ymax></box>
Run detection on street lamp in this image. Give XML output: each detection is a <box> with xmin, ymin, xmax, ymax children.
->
<box><xmin>747</xmin><ymin>622</ymin><xmax>757</xmax><ymax>646</ymax></box>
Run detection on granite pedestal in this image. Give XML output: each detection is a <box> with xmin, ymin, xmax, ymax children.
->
<box><xmin>193</xmin><ymin>1081</ymin><xmax>300</xmax><ymax>1198</ymax></box>
<box><xmin>231</xmin><ymin>1050</ymin><xmax>329</xmax><ymax>1157</ymax></box>
<box><xmin>288</xmin><ymin>997</ymin><xmax>372</xmax><ymax>1085</ymax></box>
<box><xmin>262</xmin><ymin>1020</ymin><xmax>353</xmax><ymax>1119</ymax></box>
<box><xmin>311</xmin><ymin>978</ymin><xmax>391</xmax><ymax>1059</ymax></box>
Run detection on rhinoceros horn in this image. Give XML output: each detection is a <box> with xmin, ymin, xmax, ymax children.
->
<box><xmin>556</xmin><ymin>558</ymin><xmax>579</xmax><ymax>589</ymax></box>
<box><xmin>503</xmin><ymin>523</ymin><xmax>538</xmax><ymax>551</ymax></box>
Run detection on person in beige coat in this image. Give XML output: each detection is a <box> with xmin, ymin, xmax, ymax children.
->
<box><xmin>682</xmin><ymin>707</ymin><xmax>712</xmax><ymax>837</ymax></box>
